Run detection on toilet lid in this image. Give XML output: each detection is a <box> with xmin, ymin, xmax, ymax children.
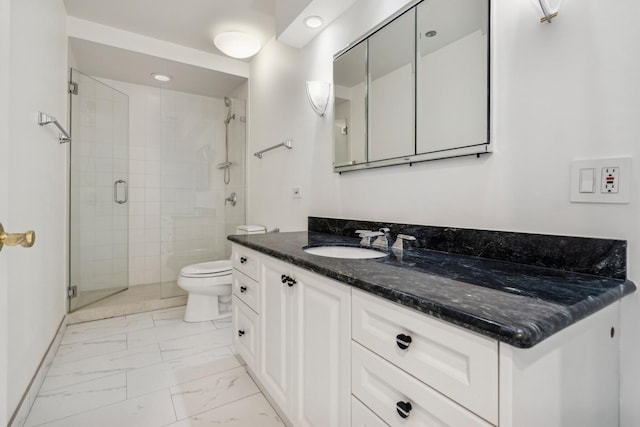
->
<box><xmin>180</xmin><ymin>260</ymin><xmax>232</xmax><ymax>277</ymax></box>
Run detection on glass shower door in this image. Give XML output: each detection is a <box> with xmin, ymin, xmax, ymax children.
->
<box><xmin>69</xmin><ymin>69</ymin><xmax>129</xmax><ymax>311</ymax></box>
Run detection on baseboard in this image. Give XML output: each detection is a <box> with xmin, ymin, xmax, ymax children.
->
<box><xmin>8</xmin><ymin>316</ymin><xmax>67</xmax><ymax>427</ymax></box>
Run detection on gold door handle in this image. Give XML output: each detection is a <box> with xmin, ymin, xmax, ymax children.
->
<box><xmin>0</xmin><ymin>223</ymin><xmax>36</xmax><ymax>252</ymax></box>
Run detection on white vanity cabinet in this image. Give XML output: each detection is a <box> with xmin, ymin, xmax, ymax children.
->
<box><xmin>231</xmin><ymin>243</ymin><xmax>622</xmax><ymax>427</ymax></box>
<box><xmin>231</xmin><ymin>245</ymin><xmax>352</xmax><ymax>427</ymax></box>
<box><xmin>351</xmin><ymin>289</ymin><xmax>620</xmax><ymax>427</ymax></box>
<box><xmin>352</xmin><ymin>289</ymin><xmax>497</xmax><ymax>426</ymax></box>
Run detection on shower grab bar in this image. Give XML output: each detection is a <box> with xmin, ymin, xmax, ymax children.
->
<box><xmin>254</xmin><ymin>139</ymin><xmax>292</xmax><ymax>159</ymax></box>
<box><xmin>38</xmin><ymin>112</ymin><xmax>71</xmax><ymax>143</ymax></box>
<box><xmin>114</xmin><ymin>179</ymin><xmax>128</xmax><ymax>204</ymax></box>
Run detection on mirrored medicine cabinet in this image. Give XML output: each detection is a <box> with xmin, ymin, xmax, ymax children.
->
<box><xmin>333</xmin><ymin>0</ymin><xmax>490</xmax><ymax>172</ymax></box>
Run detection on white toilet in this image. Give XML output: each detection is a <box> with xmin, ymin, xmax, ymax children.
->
<box><xmin>177</xmin><ymin>225</ymin><xmax>266</xmax><ymax>322</ymax></box>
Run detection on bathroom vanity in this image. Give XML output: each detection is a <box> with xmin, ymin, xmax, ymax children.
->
<box><xmin>228</xmin><ymin>218</ymin><xmax>635</xmax><ymax>427</ymax></box>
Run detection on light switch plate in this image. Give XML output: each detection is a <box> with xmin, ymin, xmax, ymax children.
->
<box><xmin>570</xmin><ymin>157</ymin><xmax>632</xmax><ymax>203</ymax></box>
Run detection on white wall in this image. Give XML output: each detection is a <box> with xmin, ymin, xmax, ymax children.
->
<box><xmin>247</xmin><ymin>0</ymin><xmax>640</xmax><ymax>425</ymax></box>
<box><xmin>6</xmin><ymin>0</ymin><xmax>68</xmax><ymax>417</ymax></box>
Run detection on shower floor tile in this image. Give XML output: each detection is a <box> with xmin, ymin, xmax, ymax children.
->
<box><xmin>24</xmin><ymin>306</ymin><xmax>284</xmax><ymax>427</ymax></box>
<box><xmin>67</xmin><ymin>282</ymin><xmax>187</xmax><ymax>324</ymax></box>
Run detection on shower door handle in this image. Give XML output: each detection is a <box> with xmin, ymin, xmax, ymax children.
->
<box><xmin>114</xmin><ymin>180</ymin><xmax>128</xmax><ymax>204</ymax></box>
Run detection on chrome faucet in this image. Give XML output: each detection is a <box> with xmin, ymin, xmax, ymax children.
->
<box><xmin>355</xmin><ymin>230</ymin><xmax>383</xmax><ymax>247</ymax></box>
<box><xmin>371</xmin><ymin>228</ymin><xmax>391</xmax><ymax>249</ymax></box>
<box><xmin>392</xmin><ymin>234</ymin><xmax>417</xmax><ymax>251</ymax></box>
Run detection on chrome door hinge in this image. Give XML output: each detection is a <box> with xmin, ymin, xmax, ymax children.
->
<box><xmin>69</xmin><ymin>81</ymin><xmax>78</xmax><ymax>95</ymax></box>
<box><xmin>68</xmin><ymin>285</ymin><xmax>78</xmax><ymax>298</ymax></box>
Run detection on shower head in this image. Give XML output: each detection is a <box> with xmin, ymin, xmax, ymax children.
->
<box><xmin>224</xmin><ymin>96</ymin><xmax>235</xmax><ymax>124</ymax></box>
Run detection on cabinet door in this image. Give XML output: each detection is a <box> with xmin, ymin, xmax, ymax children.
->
<box><xmin>258</xmin><ymin>255</ymin><xmax>294</xmax><ymax>415</ymax></box>
<box><xmin>292</xmin><ymin>268</ymin><xmax>351</xmax><ymax>427</ymax></box>
<box><xmin>232</xmin><ymin>295</ymin><xmax>258</xmax><ymax>372</ymax></box>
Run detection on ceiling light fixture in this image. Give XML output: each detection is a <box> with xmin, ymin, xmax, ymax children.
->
<box><xmin>151</xmin><ymin>73</ymin><xmax>172</xmax><ymax>82</ymax></box>
<box><xmin>303</xmin><ymin>16</ymin><xmax>324</xmax><ymax>29</ymax></box>
<box><xmin>214</xmin><ymin>32</ymin><xmax>261</xmax><ymax>59</ymax></box>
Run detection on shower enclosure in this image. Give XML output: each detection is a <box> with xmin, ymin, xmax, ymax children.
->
<box><xmin>68</xmin><ymin>69</ymin><xmax>247</xmax><ymax>311</ymax></box>
<box><xmin>68</xmin><ymin>69</ymin><xmax>129</xmax><ymax>311</ymax></box>
<box><xmin>157</xmin><ymin>88</ymin><xmax>247</xmax><ymax>298</ymax></box>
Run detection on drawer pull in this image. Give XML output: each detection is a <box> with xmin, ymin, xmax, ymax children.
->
<box><xmin>238</xmin><ymin>330</ymin><xmax>245</xmax><ymax>337</ymax></box>
<box><xmin>281</xmin><ymin>274</ymin><xmax>297</xmax><ymax>286</ymax></box>
<box><xmin>396</xmin><ymin>401</ymin><xmax>412</xmax><ymax>419</ymax></box>
<box><xmin>396</xmin><ymin>333</ymin><xmax>413</xmax><ymax>350</ymax></box>
<box><xmin>240</xmin><ymin>256</ymin><xmax>247</xmax><ymax>264</ymax></box>
<box><xmin>240</xmin><ymin>286</ymin><xmax>247</xmax><ymax>293</ymax></box>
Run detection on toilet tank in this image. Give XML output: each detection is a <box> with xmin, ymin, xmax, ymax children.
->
<box><xmin>235</xmin><ymin>225</ymin><xmax>266</xmax><ymax>235</ymax></box>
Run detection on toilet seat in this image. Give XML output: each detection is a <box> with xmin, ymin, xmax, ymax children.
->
<box><xmin>179</xmin><ymin>260</ymin><xmax>232</xmax><ymax>278</ymax></box>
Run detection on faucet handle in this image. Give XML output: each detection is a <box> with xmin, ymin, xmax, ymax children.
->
<box><xmin>392</xmin><ymin>234</ymin><xmax>417</xmax><ymax>251</ymax></box>
<box><xmin>356</xmin><ymin>230</ymin><xmax>382</xmax><ymax>246</ymax></box>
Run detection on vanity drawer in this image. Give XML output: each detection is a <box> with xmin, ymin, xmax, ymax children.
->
<box><xmin>232</xmin><ymin>270</ymin><xmax>259</xmax><ymax>313</ymax></box>
<box><xmin>352</xmin><ymin>289</ymin><xmax>498</xmax><ymax>425</ymax></box>
<box><xmin>352</xmin><ymin>342</ymin><xmax>493</xmax><ymax>427</ymax></box>
<box><xmin>352</xmin><ymin>396</ymin><xmax>389</xmax><ymax>427</ymax></box>
<box><xmin>232</xmin><ymin>295</ymin><xmax>258</xmax><ymax>372</ymax></box>
<box><xmin>231</xmin><ymin>245</ymin><xmax>260</xmax><ymax>280</ymax></box>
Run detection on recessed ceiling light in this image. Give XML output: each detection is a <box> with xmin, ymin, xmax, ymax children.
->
<box><xmin>303</xmin><ymin>16</ymin><xmax>324</xmax><ymax>29</ymax></box>
<box><xmin>151</xmin><ymin>73</ymin><xmax>172</xmax><ymax>82</ymax></box>
<box><xmin>214</xmin><ymin>32</ymin><xmax>261</xmax><ymax>59</ymax></box>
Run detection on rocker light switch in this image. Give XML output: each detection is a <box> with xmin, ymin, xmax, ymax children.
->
<box><xmin>579</xmin><ymin>168</ymin><xmax>595</xmax><ymax>193</ymax></box>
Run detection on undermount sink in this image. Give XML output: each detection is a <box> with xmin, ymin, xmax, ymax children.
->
<box><xmin>303</xmin><ymin>246</ymin><xmax>387</xmax><ymax>259</ymax></box>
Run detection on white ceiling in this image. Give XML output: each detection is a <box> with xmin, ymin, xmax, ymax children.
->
<box><xmin>69</xmin><ymin>38</ymin><xmax>248</xmax><ymax>98</ymax></box>
<box><xmin>64</xmin><ymin>0</ymin><xmax>276</xmax><ymax>97</ymax></box>
<box><xmin>63</xmin><ymin>0</ymin><xmax>276</xmax><ymax>60</ymax></box>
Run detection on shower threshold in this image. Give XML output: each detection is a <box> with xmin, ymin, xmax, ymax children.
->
<box><xmin>67</xmin><ymin>282</ymin><xmax>187</xmax><ymax>324</ymax></box>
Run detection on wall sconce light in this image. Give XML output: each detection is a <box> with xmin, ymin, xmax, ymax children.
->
<box><xmin>535</xmin><ymin>0</ymin><xmax>561</xmax><ymax>23</ymax></box>
<box><xmin>306</xmin><ymin>81</ymin><xmax>331</xmax><ymax>117</ymax></box>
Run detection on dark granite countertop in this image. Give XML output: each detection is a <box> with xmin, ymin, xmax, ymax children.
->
<box><xmin>228</xmin><ymin>231</ymin><xmax>635</xmax><ymax>348</ymax></box>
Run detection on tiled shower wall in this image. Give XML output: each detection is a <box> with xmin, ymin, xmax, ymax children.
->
<box><xmin>101</xmin><ymin>79</ymin><xmax>245</xmax><ymax>287</ymax></box>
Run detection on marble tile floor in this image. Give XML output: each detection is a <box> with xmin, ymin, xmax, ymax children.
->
<box><xmin>24</xmin><ymin>306</ymin><xmax>285</xmax><ymax>427</ymax></box>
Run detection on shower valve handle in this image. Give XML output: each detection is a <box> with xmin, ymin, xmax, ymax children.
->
<box><xmin>225</xmin><ymin>192</ymin><xmax>237</xmax><ymax>206</ymax></box>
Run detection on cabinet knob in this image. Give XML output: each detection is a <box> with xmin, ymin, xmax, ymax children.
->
<box><xmin>240</xmin><ymin>256</ymin><xmax>247</xmax><ymax>264</ymax></box>
<box><xmin>396</xmin><ymin>333</ymin><xmax>412</xmax><ymax>350</ymax></box>
<box><xmin>281</xmin><ymin>274</ymin><xmax>288</xmax><ymax>283</ymax></box>
<box><xmin>240</xmin><ymin>286</ymin><xmax>247</xmax><ymax>293</ymax></box>
<box><xmin>238</xmin><ymin>330</ymin><xmax>245</xmax><ymax>337</ymax></box>
<box><xmin>287</xmin><ymin>276</ymin><xmax>297</xmax><ymax>287</ymax></box>
<box><xmin>396</xmin><ymin>401</ymin><xmax>412</xmax><ymax>419</ymax></box>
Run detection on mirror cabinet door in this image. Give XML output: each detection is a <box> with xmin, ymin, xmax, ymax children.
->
<box><xmin>416</xmin><ymin>0</ymin><xmax>489</xmax><ymax>154</ymax></box>
<box><xmin>333</xmin><ymin>42</ymin><xmax>367</xmax><ymax>167</ymax></box>
<box><xmin>367</xmin><ymin>9</ymin><xmax>416</xmax><ymax>162</ymax></box>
